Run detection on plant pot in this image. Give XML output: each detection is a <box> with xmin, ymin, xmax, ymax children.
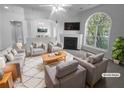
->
<box><xmin>113</xmin><ymin>59</ymin><xmax>120</xmax><ymax>64</ymax></box>
<box><xmin>119</xmin><ymin>62</ymin><xmax>124</xmax><ymax>65</ymax></box>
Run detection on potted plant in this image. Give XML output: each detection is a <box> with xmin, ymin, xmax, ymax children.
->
<box><xmin>112</xmin><ymin>37</ymin><xmax>124</xmax><ymax>64</ymax></box>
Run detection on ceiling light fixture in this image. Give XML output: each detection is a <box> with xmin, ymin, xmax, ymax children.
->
<box><xmin>52</xmin><ymin>4</ymin><xmax>64</xmax><ymax>12</ymax></box>
<box><xmin>51</xmin><ymin>4</ymin><xmax>65</xmax><ymax>16</ymax></box>
<box><xmin>4</xmin><ymin>6</ymin><xmax>9</xmax><ymax>9</ymax></box>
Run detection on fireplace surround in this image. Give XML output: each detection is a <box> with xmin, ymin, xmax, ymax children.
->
<box><xmin>61</xmin><ymin>34</ymin><xmax>83</xmax><ymax>50</ymax></box>
<box><xmin>64</xmin><ymin>37</ymin><xmax>78</xmax><ymax>50</ymax></box>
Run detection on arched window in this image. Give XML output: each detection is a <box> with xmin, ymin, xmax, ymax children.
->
<box><xmin>84</xmin><ymin>12</ymin><xmax>112</xmax><ymax>50</ymax></box>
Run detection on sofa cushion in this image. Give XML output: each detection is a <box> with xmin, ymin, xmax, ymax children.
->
<box><xmin>11</xmin><ymin>49</ymin><xmax>17</xmax><ymax>55</ymax></box>
<box><xmin>56</xmin><ymin>60</ymin><xmax>78</xmax><ymax>79</ymax></box>
<box><xmin>5</xmin><ymin>53</ymin><xmax>14</xmax><ymax>61</ymax></box>
<box><xmin>33</xmin><ymin>48</ymin><xmax>44</xmax><ymax>52</ymax></box>
<box><xmin>14</xmin><ymin>53</ymin><xmax>25</xmax><ymax>60</ymax></box>
<box><xmin>87</xmin><ymin>53</ymin><xmax>104</xmax><ymax>64</ymax></box>
<box><xmin>32</xmin><ymin>42</ymin><xmax>42</xmax><ymax>48</ymax></box>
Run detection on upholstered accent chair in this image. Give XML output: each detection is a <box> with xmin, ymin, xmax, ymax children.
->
<box><xmin>74</xmin><ymin>53</ymin><xmax>108</xmax><ymax>87</ymax></box>
<box><xmin>47</xmin><ymin>42</ymin><xmax>63</xmax><ymax>53</ymax></box>
<box><xmin>45</xmin><ymin>60</ymin><xmax>86</xmax><ymax>88</ymax></box>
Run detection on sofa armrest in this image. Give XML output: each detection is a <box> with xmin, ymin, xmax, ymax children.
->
<box><xmin>45</xmin><ymin>65</ymin><xmax>59</xmax><ymax>88</ymax></box>
<box><xmin>94</xmin><ymin>58</ymin><xmax>108</xmax><ymax>72</ymax></box>
<box><xmin>30</xmin><ymin>45</ymin><xmax>34</xmax><ymax>55</ymax></box>
<box><xmin>42</xmin><ymin>43</ymin><xmax>47</xmax><ymax>51</ymax></box>
<box><xmin>74</xmin><ymin>56</ymin><xmax>96</xmax><ymax>69</ymax></box>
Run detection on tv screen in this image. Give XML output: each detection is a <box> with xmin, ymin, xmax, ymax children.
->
<box><xmin>37</xmin><ymin>28</ymin><xmax>47</xmax><ymax>32</ymax></box>
<box><xmin>64</xmin><ymin>22</ymin><xmax>80</xmax><ymax>30</ymax></box>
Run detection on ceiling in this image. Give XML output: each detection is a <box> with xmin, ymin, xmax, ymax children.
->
<box><xmin>18</xmin><ymin>4</ymin><xmax>99</xmax><ymax>14</ymax></box>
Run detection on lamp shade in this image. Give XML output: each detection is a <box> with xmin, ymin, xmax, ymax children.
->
<box><xmin>16</xmin><ymin>42</ymin><xmax>22</xmax><ymax>49</ymax></box>
<box><xmin>0</xmin><ymin>57</ymin><xmax>6</xmax><ymax>69</ymax></box>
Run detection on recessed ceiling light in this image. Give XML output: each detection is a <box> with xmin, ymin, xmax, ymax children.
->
<box><xmin>4</xmin><ymin>6</ymin><xmax>9</xmax><ymax>9</ymax></box>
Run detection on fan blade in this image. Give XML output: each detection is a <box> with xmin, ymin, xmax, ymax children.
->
<box><xmin>61</xmin><ymin>4</ymin><xmax>72</xmax><ymax>7</ymax></box>
<box><xmin>39</xmin><ymin>4</ymin><xmax>53</xmax><ymax>7</ymax></box>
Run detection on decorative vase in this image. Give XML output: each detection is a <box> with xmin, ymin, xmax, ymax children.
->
<box><xmin>113</xmin><ymin>59</ymin><xmax>120</xmax><ymax>64</ymax></box>
<box><xmin>0</xmin><ymin>69</ymin><xmax>4</xmax><ymax>80</ymax></box>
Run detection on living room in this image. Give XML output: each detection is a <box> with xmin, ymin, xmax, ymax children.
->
<box><xmin>0</xmin><ymin>3</ymin><xmax>124</xmax><ymax>89</ymax></box>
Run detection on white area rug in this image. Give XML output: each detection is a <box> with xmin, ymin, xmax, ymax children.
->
<box><xmin>15</xmin><ymin>51</ymin><xmax>73</xmax><ymax>88</ymax></box>
<box><xmin>15</xmin><ymin>56</ymin><xmax>46</xmax><ymax>88</ymax></box>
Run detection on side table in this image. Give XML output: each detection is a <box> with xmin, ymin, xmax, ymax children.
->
<box><xmin>0</xmin><ymin>72</ymin><xmax>14</xmax><ymax>88</ymax></box>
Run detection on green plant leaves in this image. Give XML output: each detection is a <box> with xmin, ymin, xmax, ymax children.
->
<box><xmin>112</xmin><ymin>37</ymin><xmax>124</xmax><ymax>63</ymax></box>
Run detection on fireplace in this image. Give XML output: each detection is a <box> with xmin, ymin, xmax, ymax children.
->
<box><xmin>64</xmin><ymin>37</ymin><xmax>77</xmax><ymax>50</ymax></box>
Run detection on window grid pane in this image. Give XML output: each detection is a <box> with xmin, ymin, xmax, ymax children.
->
<box><xmin>85</xmin><ymin>12</ymin><xmax>112</xmax><ymax>50</ymax></box>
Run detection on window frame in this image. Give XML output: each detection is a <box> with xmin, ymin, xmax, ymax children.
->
<box><xmin>84</xmin><ymin>12</ymin><xmax>112</xmax><ymax>51</ymax></box>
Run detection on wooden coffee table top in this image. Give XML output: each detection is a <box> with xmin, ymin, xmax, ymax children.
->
<box><xmin>41</xmin><ymin>51</ymin><xmax>66</xmax><ymax>64</ymax></box>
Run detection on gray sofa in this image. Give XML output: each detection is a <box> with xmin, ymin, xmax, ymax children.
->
<box><xmin>0</xmin><ymin>46</ymin><xmax>26</xmax><ymax>69</ymax></box>
<box><xmin>45</xmin><ymin>60</ymin><xmax>86</xmax><ymax>88</ymax></box>
<box><xmin>30</xmin><ymin>42</ymin><xmax>47</xmax><ymax>56</ymax></box>
<box><xmin>74</xmin><ymin>53</ymin><xmax>108</xmax><ymax>87</ymax></box>
<box><xmin>48</xmin><ymin>42</ymin><xmax>63</xmax><ymax>53</ymax></box>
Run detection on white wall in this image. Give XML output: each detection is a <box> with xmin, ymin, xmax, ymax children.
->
<box><xmin>23</xmin><ymin>7</ymin><xmax>83</xmax><ymax>43</ymax></box>
<box><xmin>0</xmin><ymin>5</ymin><xmax>26</xmax><ymax>49</ymax></box>
<box><xmin>79</xmin><ymin>5</ymin><xmax>124</xmax><ymax>59</ymax></box>
<box><xmin>0</xmin><ymin>11</ymin><xmax>2</xmax><ymax>50</ymax></box>
<box><xmin>30</xmin><ymin>19</ymin><xmax>55</xmax><ymax>38</ymax></box>
<box><xmin>61</xmin><ymin>14</ymin><xmax>81</xmax><ymax>35</ymax></box>
<box><xmin>23</xmin><ymin>8</ymin><xmax>57</xmax><ymax>42</ymax></box>
<box><xmin>55</xmin><ymin>12</ymin><xmax>82</xmax><ymax>42</ymax></box>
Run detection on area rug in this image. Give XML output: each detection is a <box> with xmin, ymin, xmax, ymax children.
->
<box><xmin>15</xmin><ymin>56</ymin><xmax>46</xmax><ymax>88</ymax></box>
<box><xmin>15</xmin><ymin>51</ymin><xmax>74</xmax><ymax>88</ymax></box>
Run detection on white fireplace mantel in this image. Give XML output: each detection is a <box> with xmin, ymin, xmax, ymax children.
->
<box><xmin>60</xmin><ymin>33</ymin><xmax>83</xmax><ymax>50</ymax></box>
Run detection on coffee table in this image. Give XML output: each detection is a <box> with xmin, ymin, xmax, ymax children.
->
<box><xmin>41</xmin><ymin>51</ymin><xmax>66</xmax><ymax>64</ymax></box>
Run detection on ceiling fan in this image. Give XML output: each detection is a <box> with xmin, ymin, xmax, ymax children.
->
<box><xmin>39</xmin><ymin>4</ymin><xmax>72</xmax><ymax>15</ymax></box>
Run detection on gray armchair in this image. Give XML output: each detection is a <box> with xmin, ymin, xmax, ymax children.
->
<box><xmin>45</xmin><ymin>60</ymin><xmax>86</xmax><ymax>88</ymax></box>
<box><xmin>30</xmin><ymin>42</ymin><xmax>47</xmax><ymax>56</ymax></box>
<box><xmin>74</xmin><ymin>56</ymin><xmax>108</xmax><ymax>87</ymax></box>
<box><xmin>47</xmin><ymin>42</ymin><xmax>63</xmax><ymax>53</ymax></box>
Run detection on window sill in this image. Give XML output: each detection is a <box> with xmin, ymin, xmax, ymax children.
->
<box><xmin>83</xmin><ymin>45</ymin><xmax>108</xmax><ymax>52</ymax></box>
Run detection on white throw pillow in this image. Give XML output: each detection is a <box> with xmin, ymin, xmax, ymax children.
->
<box><xmin>6</xmin><ymin>53</ymin><xmax>14</xmax><ymax>61</ymax></box>
<box><xmin>87</xmin><ymin>53</ymin><xmax>104</xmax><ymax>64</ymax></box>
<box><xmin>11</xmin><ymin>49</ymin><xmax>17</xmax><ymax>55</ymax></box>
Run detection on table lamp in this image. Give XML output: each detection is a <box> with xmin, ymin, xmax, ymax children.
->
<box><xmin>0</xmin><ymin>57</ymin><xmax>6</xmax><ymax>80</ymax></box>
<box><xmin>16</xmin><ymin>42</ymin><xmax>22</xmax><ymax>49</ymax></box>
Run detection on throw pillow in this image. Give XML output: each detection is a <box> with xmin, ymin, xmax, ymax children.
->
<box><xmin>6</xmin><ymin>53</ymin><xmax>14</xmax><ymax>61</ymax></box>
<box><xmin>38</xmin><ymin>42</ymin><xmax>42</xmax><ymax>48</ymax></box>
<box><xmin>32</xmin><ymin>42</ymin><xmax>38</xmax><ymax>48</ymax></box>
<box><xmin>11</xmin><ymin>49</ymin><xmax>17</xmax><ymax>55</ymax></box>
<box><xmin>87</xmin><ymin>53</ymin><xmax>104</xmax><ymax>64</ymax></box>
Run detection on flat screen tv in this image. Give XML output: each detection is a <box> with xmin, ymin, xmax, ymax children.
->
<box><xmin>64</xmin><ymin>22</ymin><xmax>80</xmax><ymax>30</ymax></box>
<box><xmin>37</xmin><ymin>28</ymin><xmax>47</xmax><ymax>32</ymax></box>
